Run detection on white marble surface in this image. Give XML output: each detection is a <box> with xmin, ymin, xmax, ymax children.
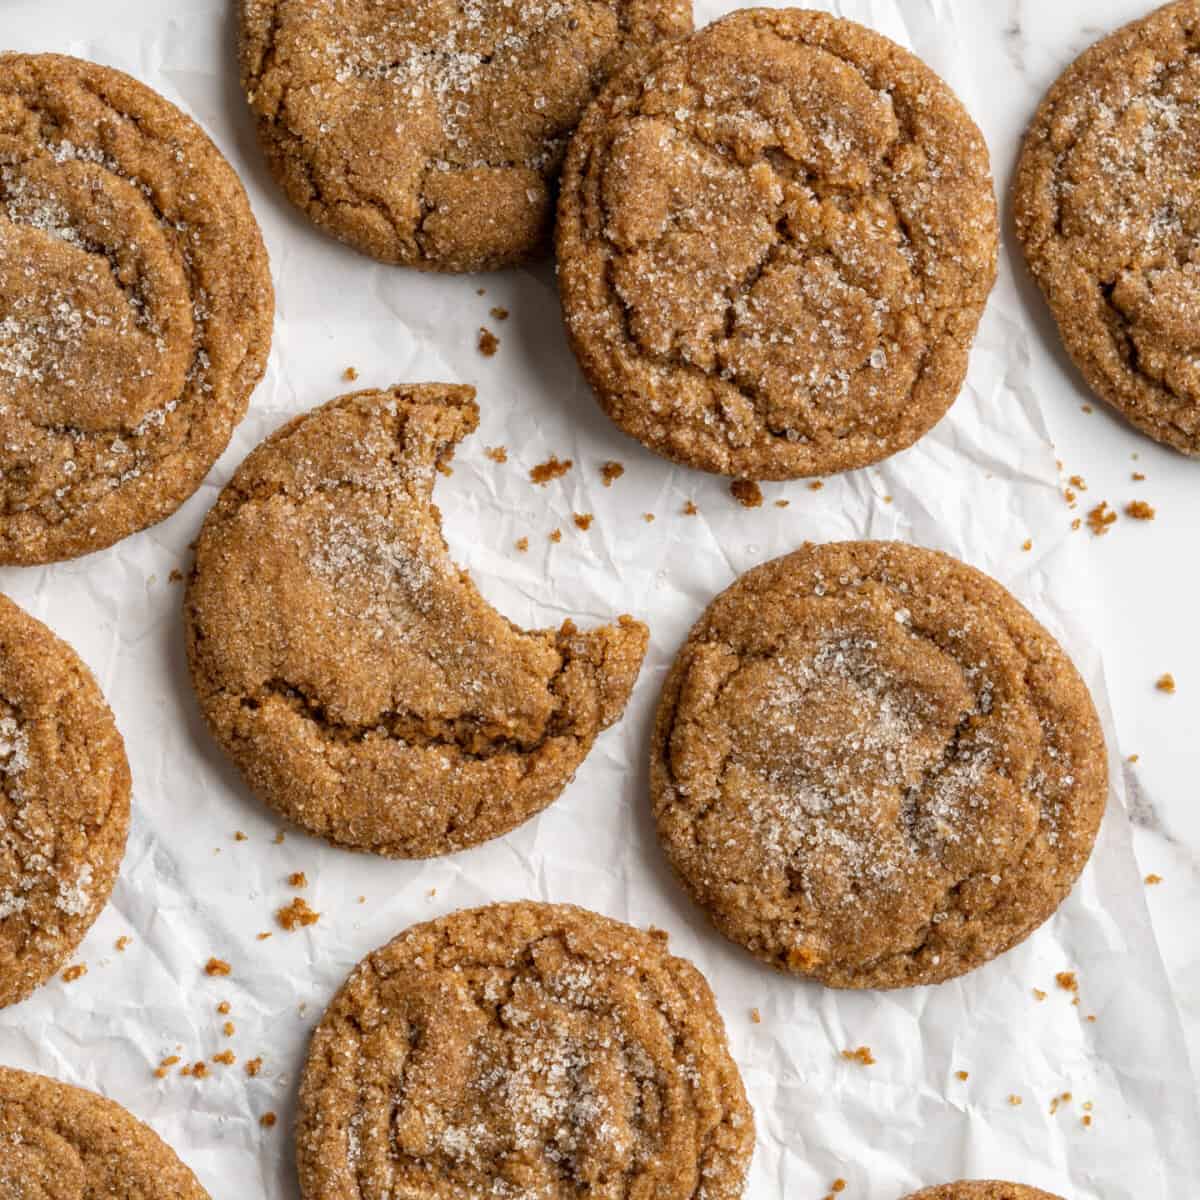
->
<box><xmin>0</xmin><ymin>1</ymin><xmax>1197</xmax><ymax>1197</ymax></box>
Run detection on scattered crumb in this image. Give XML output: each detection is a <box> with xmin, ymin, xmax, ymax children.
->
<box><xmin>477</xmin><ymin>327</ymin><xmax>499</xmax><ymax>357</ymax></box>
<box><xmin>168</xmin><ymin>568</ymin><xmax>184</xmax><ymax>584</ymax></box>
<box><xmin>1082</xmin><ymin>404</ymin><xmax>1093</xmax><ymax>413</ymax></box>
<box><xmin>261</xmin><ymin>1112</ymin><xmax>278</xmax><ymax>1129</ymax></box>
<box><xmin>61</xmin><ymin>964</ymin><xmax>87</xmax><ymax>984</ymax></box>
<box><xmin>183</xmin><ymin>1061</ymin><xmax>209</xmax><ymax>1080</ymax></box>
<box><xmin>1068</xmin><ymin>474</ymin><xmax>1088</xmax><ymax>491</ymax></box>
<box><xmin>1125</xmin><ymin>500</ymin><xmax>1156</xmax><ymax>521</ymax></box>
<box><xmin>1128</xmin><ymin>753</ymin><xmax>1140</xmax><ymax>763</ymax></box>
<box><xmin>809</xmin><ymin>480</ymin><xmax>825</xmax><ymax>491</ymax></box>
<box><xmin>287</xmin><ymin>871</ymin><xmax>308</xmax><ymax>889</ymax></box>
<box><xmin>549</xmin><ymin>528</ymin><xmax>563</xmax><ymax>543</ymax></box>
<box><xmin>154</xmin><ymin>1056</ymin><xmax>181</xmax><ymax>1079</ymax></box>
<box><xmin>205</xmin><ymin>958</ymin><xmax>231</xmax><ymax>977</ymax></box>
<box><xmin>683</xmin><ymin>500</ymin><xmax>699</xmax><ymax>516</ymax></box>
<box><xmin>1083</xmin><ymin>1101</ymin><xmax>1093</xmax><ymax>1111</ymax></box>
<box><xmin>750</xmin><ymin>1008</ymin><xmax>762</xmax><ymax>1024</ymax></box>
<box><xmin>476</xmin><ymin>287</ymin><xmax>485</xmax><ymax>296</ymax></box>
<box><xmin>256</xmin><ymin>932</ymin><xmax>272</xmax><ymax>941</ymax></box>
<box><xmin>1086</xmin><ymin>501</ymin><xmax>1117</xmax><ymax>536</ymax></box>
<box><xmin>1008</xmin><ymin>1094</ymin><xmax>1023</xmax><ymax>1107</ymax></box>
<box><xmin>357</xmin><ymin>895</ymin><xmax>366</xmax><ymax>904</ymax></box>
<box><xmin>1022</xmin><ymin>539</ymin><xmax>1033</xmax><ymax>552</ymax></box>
<box><xmin>1071</xmin><ymin>517</ymin><xmax>1082</xmax><ymax>531</ymax></box>
<box><xmin>234</xmin><ymin>831</ymin><xmax>248</xmax><ymax>842</ymax></box>
<box><xmin>731</xmin><ymin>479</ymin><xmax>763</xmax><ymax>508</ymax></box>
<box><xmin>573</xmin><ymin>512</ymin><xmax>593</xmax><ymax>531</ymax></box>
<box><xmin>484</xmin><ymin>445</ymin><xmax>508</xmax><ymax>464</ymax></box>
<box><xmin>774</xmin><ymin>499</ymin><xmax>790</xmax><ymax>508</ymax></box>
<box><xmin>642</xmin><ymin>512</ymin><xmax>655</xmax><ymax>523</ymax></box>
<box><xmin>1132</xmin><ymin>471</ymin><xmax>1146</xmax><ymax>481</ymax></box>
<box><xmin>1033</xmin><ymin>988</ymin><xmax>1047</xmax><ymax>1002</ymax></box>
<box><xmin>1049</xmin><ymin>1091</ymin><xmax>1072</xmax><ymax>1115</ymax></box>
<box><xmin>212</xmin><ymin>1050</ymin><xmax>236</xmax><ymax>1067</ymax></box>
<box><xmin>515</xmin><ymin>536</ymin><xmax>529</xmax><ymax>553</ymax></box>
<box><xmin>273</xmin><ymin>831</ymin><xmax>285</xmax><ymax>845</ymax></box>
<box><xmin>342</xmin><ymin>366</ymin><xmax>359</xmax><ymax>382</ymax></box>
<box><xmin>1082</xmin><ymin>1115</ymin><xmax>1093</xmax><ymax>1127</ymax></box>
<box><xmin>223</xmin><ymin>1021</ymin><xmax>236</xmax><ymax>1037</ymax></box>
<box><xmin>427</xmin><ymin>887</ymin><xmax>437</xmax><ymax>898</ymax></box>
<box><xmin>1056</xmin><ymin>972</ymin><xmax>1078</xmax><ymax>994</ymax></box>
<box><xmin>115</xmin><ymin>936</ymin><xmax>131</xmax><ymax>952</ymax></box>
<box><xmin>882</xmin><ymin>494</ymin><xmax>893</xmax><ymax>503</ymax></box>
<box><xmin>530</xmin><ymin>455</ymin><xmax>573</xmax><ymax>485</ymax></box>
<box><xmin>217</xmin><ymin>1001</ymin><xmax>231</xmax><ymax>1015</ymax></box>
<box><xmin>841</xmin><ymin>1046</ymin><xmax>876</xmax><ymax>1066</ymax></box>
<box><xmin>1145</xmin><ymin>873</ymin><xmax>1163</xmax><ymax>886</ymax></box>
<box><xmin>1156</xmin><ymin>673</ymin><xmax>1177</xmax><ymax>695</ymax></box>
<box><xmin>277</xmin><ymin>897</ymin><xmax>320</xmax><ymax>931</ymax></box>
<box><xmin>600</xmin><ymin>460</ymin><xmax>624</xmax><ymax>487</ymax></box>
<box><xmin>956</xmin><ymin>1070</ymin><xmax>970</xmax><ymax>1081</ymax></box>
<box><xmin>245</xmin><ymin>1057</ymin><xmax>263</xmax><ymax>1077</ymax></box>
<box><xmin>832</xmin><ymin>1182</ymin><xmax>846</xmax><ymax>1195</ymax></box>
<box><xmin>489</xmin><ymin>306</ymin><xmax>509</xmax><ymax>321</ymax></box>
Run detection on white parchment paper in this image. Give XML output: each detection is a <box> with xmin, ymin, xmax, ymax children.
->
<box><xmin>1</xmin><ymin>1</ymin><xmax>1197</xmax><ymax>1196</ymax></box>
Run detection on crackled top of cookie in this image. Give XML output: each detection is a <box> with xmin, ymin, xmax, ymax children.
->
<box><xmin>903</xmin><ymin>1184</ymin><xmax>1065</xmax><ymax>1200</ymax></box>
<box><xmin>239</xmin><ymin>0</ymin><xmax>692</xmax><ymax>270</ymax></box>
<box><xmin>185</xmin><ymin>386</ymin><xmax>648</xmax><ymax>858</ymax></box>
<box><xmin>1015</xmin><ymin>0</ymin><xmax>1200</xmax><ymax>455</ymax></box>
<box><xmin>0</xmin><ymin>54</ymin><xmax>273</xmax><ymax>565</ymax></box>
<box><xmin>298</xmin><ymin>902</ymin><xmax>754</xmax><ymax>1199</ymax></box>
<box><xmin>556</xmin><ymin>8</ymin><xmax>998</xmax><ymax>479</ymax></box>
<box><xmin>0</xmin><ymin>594</ymin><xmax>130</xmax><ymax>1009</ymax></box>
<box><xmin>650</xmin><ymin>542</ymin><xmax>1107</xmax><ymax>989</ymax></box>
<box><xmin>0</xmin><ymin>1067</ymin><xmax>210</xmax><ymax>1197</ymax></box>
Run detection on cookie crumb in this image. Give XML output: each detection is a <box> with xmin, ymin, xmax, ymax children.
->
<box><xmin>273</xmin><ymin>831</ymin><xmax>285</xmax><ymax>844</ymax></box>
<box><xmin>1081</xmin><ymin>403</ymin><xmax>1093</xmax><ymax>413</ymax></box>
<box><xmin>342</xmin><ymin>366</ymin><xmax>359</xmax><ymax>382</ymax></box>
<box><xmin>489</xmin><ymin>306</ymin><xmax>509</xmax><ymax>321</ymax></box>
<box><xmin>750</xmin><ymin>1008</ymin><xmax>761</xmax><ymax>1024</ymax></box>
<box><xmin>261</xmin><ymin>1111</ymin><xmax>278</xmax><ymax>1128</ymax></box>
<box><xmin>217</xmin><ymin>1001</ymin><xmax>231</xmax><ymax>1015</ymax></box>
<box><xmin>1128</xmin><ymin>753</ymin><xmax>1140</xmax><ymax>763</ymax></box>
<box><xmin>1033</xmin><ymin>988</ymin><xmax>1047</xmax><ymax>1002</ymax></box>
<box><xmin>277</xmin><ymin>897</ymin><xmax>320</xmax><ymax>931</ymax></box>
<box><xmin>573</xmin><ymin>512</ymin><xmax>593</xmax><ymax>531</ymax></box>
<box><xmin>186</xmin><ymin>1061</ymin><xmax>209</xmax><ymax>1080</ymax></box>
<box><xmin>549</xmin><ymin>528</ymin><xmax>563</xmax><ymax>542</ymax></box>
<box><xmin>223</xmin><ymin>1021</ymin><xmax>236</xmax><ymax>1037</ymax></box>
<box><xmin>730</xmin><ymin>479</ymin><xmax>763</xmax><ymax>508</ymax></box>
<box><xmin>154</xmin><ymin>1056</ymin><xmax>180</xmax><ymax>1079</ymax></box>
<box><xmin>1068</xmin><ymin>474</ymin><xmax>1088</xmax><ymax>491</ymax></box>
<box><xmin>1056</xmin><ymin>971</ymin><xmax>1078</xmax><ymax>994</ymax></box>
<box><xmin>955</xmin><ymin>1070</ymin><xmax>969</xmax><ymax>1081</ymax></box>
<box><xmin>212</xmin><ymin>1050</ymin><xmax>236</xmax><ymax>1067</ymax></box>
<box><xmin>115</xmin><ymin>936</ymin><xmax>131</xmax><ymax>952</ymax></box>
<box><xmin>61</xmin><ymin>964</ymin><xmax>87</xmax><ymax>983</ymax></box>
<box><xmin>245</xmin><ymin>1057</ymin><xmax>263</xmax><ymax>1077</ymax></box>
<box><xmin>287</xmin><ymin>871</ymin><xmax>308</xmax><ymax>888</ymax></box>
<box><xmin>530</xmin><ymin>455</ymin><xmax>573</xmax><ymax>485</ymax></box>
<box><xmin>1145</xmin><ymin>873</ymin><xmax>1163</xmax><ymax>885</ymax></box>
<box><xmin>1125</xmin><ymin>500</ymin><xmax>1156</xmax><ymax>520</ymax></box>
<box><xmin>683</xmin><ymin>500</ymin><xmax>699</xmax><ymax>516</ymax></box>
<box><xmin>642</xmin><ymin>512</ymin><xmax>655</xmax><ymax>523</ymax></box>
<box><xmin>1082</xmin><ymin>1114</ymin><xmax>1093</xmax><ymax>1127</ymax></box>
<box><xmin>1086</xmin><ymin>501</ymin><xmax>1117</xmax><ymax>536</ymax></box>
<box><xmin>600</xmin><ymin>460</ymin><xmax>625</xmax><ymax>487</ymax></box>
<box><xmin>484</xmin><ymin>445</ymin><xmax>508</xmax><ymax>464</ymax></box>
<box><xmin>204</xmin><ymin>958</ymin><xmax>231</xmax><ymax>977</ymax></box>
<box><xmin>832</xmin><ymin>1182</ymin><xmax>846</xmax><ymax>1194</ymax></box>
<box><xmin>168</xmin><ymin>568</ymin><xmax>184</xmax><ymax>583</ymax></box>
<box><xmin>234</xmin><ymin>830</ymin><xmax>248</xmax><ymax>842</ymax></box>
<box><xmin>515</xmin><ymin>536</ymin><xmax>529</xmax><ymax>552</ymax></box>
<box><xmin>1156</xmin><ymin>673</ymin><xmax>1177</xmax><ymax>695</ymax></box>
<box><xmin>809</xmin><ymin>480</ymin><xmax>825</xmax><ymax>491</ymax></box>
<box><xmin>840</xmin><ymin>1046</ymin><xmax>875</xmax><ymax>1066</ymax></box>
<box><xmin>256</xmin><ymin>931</ymin><xmax>272</xmax><ymax>941</ymax></box>
<box><xmin>1022</xmin><ymin>538</ymin><xmax>1033</xmax><ymax>552</ymax></box>
<box><xmin>477</xmin><ymin>327</ymin><xmax>499</xmax><ymax>357</ymax></box>
<box><xmin>1007</xmin><ymin>1094</ymin><xmax>1023</xmax><ymax>1106</ymax></box>
<box><xmin>1132</xmin><ymin>471</ymin><xmax>1146</xmax><ymax>481</ymax></box>
<box><xmin>774</xmin><ymin>499</ymin><xmax>790</xmax><ymax>508</ymax></box>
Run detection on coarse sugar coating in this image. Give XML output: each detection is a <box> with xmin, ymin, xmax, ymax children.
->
<box><xmin>185</xmin><ymin>385</ymin><xmax>648</xmax><ymax>858</ymax></box>
<box><xmin>1015</xmin><ymin>0</ymin><xmax>1200</xmax><ymax>455</ymax></box>
<box><xmin>0</xmin><ymin>53</ymin><xmax>273</xmax><ymax>565</ymax></box>
<box><xmin>297</xmin><ymin>901</ymin><xmax>754</xmax><ymax>1199</ymax></box>
<box><xmin>902</xmin><ymin>1184</ymin><xmax>1065</xmax><ymax>1200</ymax></box>
<box><xmin>0</xmin><ymin>1066</ymin><xmax>210</xmax><ymax>1197</ymax></box>
<box><xmin>556</xmin><ymin>8</ymin><xmax>998</xmax><ymax>479</ymax></box>
<box><xmin>650</xmin><ymin>541</ymin><xmax>1107</xmax><ymax>989</ymax></box>
<box><xmin>0</xmin><ymin>594</ymin><xmax>130</xmax><ymax>1008</ymax></box>
<box><xmin>239</xmin><ymin>0</ymin><xmax>692</xmax><ymax>271</ymax></box>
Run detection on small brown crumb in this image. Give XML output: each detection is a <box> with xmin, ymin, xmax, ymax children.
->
<box><xmin>273</xmin><ymin>831</ymin><xmax>285</xmax><ymax>844</ymax></box>
<box><xmin>1082</xmin><ymin>403</ymin><xmax>1094</xmax><ymax>413</ymax></box>
<box><xmin>730</xmin><ymin>479</ymin><xmax>763</xmax><ymax>508</ymax></box>
<box><xmin>882</xmin><ymin>494</ymin><xmax>893</xmax><ymax>504</ymax></box>
<box><xmin>832</xmin><ymin>1182</ymin><xmax>846</xmax><ymax>1194</ymax></box>
<box><xmin>261</xmin><ymin>1112</ymin><xmax>278</xmax><ymax>1129</ymax></box>
<box><xmin>154</xmin><ymin>1056</ymin><xmax>181</xmax><ymax>1079</ymax></box>
<box><xmin>1022</xmin><ymin>539</ymin><xmax>1033</xmax><ymax>552</ymax></box>
<box><xmin>217</xmin><ymin>1001</ymin><xmax>231</xmax><ymax>1015</ymax></box>
<box><xmin>342</xmin><ymin>366</ymin><xmax>359</xmax><ymax>382</ymax></box>
<box><xmin>749</xmin><ymin>1008</ymin><xmax>761</xmax><ymax>1024</ymax></box>
<box><xmin>1086</xmin><ymin>1014</ymin><xmax>1097</xmax><ymax>1023</ymax></box>
<box><xmin>205</xmin><ymin>958</ymin><xmax>231</xmax><ymax>977</ymax></box>
<box><xmin>841</xmin><ymin>1046</ymin><xmax>875</xmax><ymax>1066</ymax></box>
<box><xmin>600</xmin><ymin>460</ymin><xmax>624</xmax><ymax>487</ymax></box>
<box><xmin>234</xmin><ymin>831</ymin><xmax>248</xmax><ymax>842</ymax></box>
<box><xmin>1156</xmin><ymin>673</ymin><xmax>1177</xmax><ymax>695</ymax></box>
<box><xmin>477</xmin><ymin>327</ymin><xmax>499</xmax><ymax>357</ymax></box>
<box><xmin>1071</xmin><ymin>517</ymin><xmax>1082</xmax><ymax>531</ymax></box>
<box><xmin>484</xmin><ymin>445</ymin><xmax>508</xmax><ymax>464</ymax></box>
<box><xmin>641</xmin><ymin>512</ymin><xmax>655</xmax><ymax>523</ymax></box>
<box><xmin>683</xmin><ymin>500</ymin><xmax>699</xmax><ymax>516</ymax></box>
<box><xmin>489</xmin><ymin>306</ymin><xmax>509</xmax><ymax>321</ymax></box>
<box><xmin>1128</xmin><ymin>753</ymin><xmax>1140</xmax><ymax>763</ymax></box>
<box><xmin>1056</xmin><ymin>971</ymin><xmax>1078</xmax><ymax>994</ymax></box>
<box><xmin>956</xmin><ymin>1070</ymin><xmax>970</xmax><ymax>1081</ymax></box>
<box><xmin>809</xmin><ymin>480</ymin><xmax>825</xmax><ymax>491</ymax></box>
<box><xmin>1049</xmin><ymin>1091</ymin><xmax>1072</xmax><ymax>1115</ymax></box>
<box><xmin>1145</xmin><ymin>873</ymin><xmax>1163</xmax><ymax>886</ymax></box>
<box><xmin>573</xmin><ymin>512</ymin><xmax>593</xmax><ymax>531</ymax></box>
<box><xmin>1068</xmin><ymin>474</ymin><xmax>1088</xmax><ymax>491</ymax></box>
<box><xmin>427</xmin><ymin>887</ymin><xmax>437</xmax><ymax>898</ymax></box>
<box><xmin>187</xmin><ymin>1061</ymin><xmax>209</xmax><ymax>1080</ymax></box>
<box><xmin>287</xmin><ymin>871</ymin><xmax>308</xmax><ymax>889</ymax></box>
<box><xmin>61</xmin><ymin>964</ymin><xmax>87</xmax><ymax>983</ymax></box>
<box><xmin>1083</xmin><ymin>1100</ymin><xmax>1093</xmax><ymax>1112</ymax></box>
<box><xmin>277</xmin><ymin>897</ymin><xmax>320</xmax><ymax>931</ymax></box>
<box><xmin>1033</xmin><ymin>988</ymin><xmax>1047</xmax><ymax>1002</ymax></box>
<box><xmin>549</xmin><ymin>528</ymin><xmax>563</xmax><ymax>543</ymax></box>
<box><xmin>1086</xmin><ymin>501</ymin><xmax>1117</xmax><ymax>536</ymax></box>
<box><xmin>774</xmin><ymin>499</ymin><xmax>790</xmax><ymax>508</ymax></box>
<box><xmin>1125</xmin><ymin>500</ymin><xmax>1156</xmax><ymax>521</ymax></box>
<box><xmin>223</xmin><ymin>1021</ymin><xmax>236</xmax><ymax>1037</ymax></box>
<box><xmin>168</xmin><ymin>568</ymin><xmax>184</xmax><ymax>583</ymax></box>
<box><xmin>515</xmin><ymin>536</ymin><xmax>529</xmax><ymax>552</ymax></box>
<box><xmin>245</xmin><ymin>1058</ymin><xmax>263</xmax><ymax>1078</ymax></box>
<box><xmin>256</xmin><ymin>932</ymin><xmax>272</xmax><ymax>941</ymax></box>
<box><xmin>476</xmin><ymin>287</ymin><xmax>485</xmax><ymax>296</ymax></box>
<box><xmin>115</xmin><ymin>936</ymin><xmax>131</xmax><ymax>952</ymax></box>
<box><xmin>1082</xmin><ymin>1115</ymin><xmax>1093</xmax><ymax>1127</ymax></box>
<box><xmin>1008</xmin><ymin>1094</ymin><xmax>1023</xmax><ymax>1106</ymax></box>
<box><xmin>530</xmin><ymin>455</ymin><xmax>573</xmax><ymax>486</ymax></box>
<box><xmin>1132</xmin><ymin>471</ymin><xmax>1146</xmax><ymax>481</ymax></box>
<box><xmin>212</xmin><ymin>1050</ymin><xmax>236</xmax><ymax>1066</ymax></box>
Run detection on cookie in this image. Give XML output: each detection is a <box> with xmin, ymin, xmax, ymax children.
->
<box><xmin>185</xmin><ymin>385</ymin><xmax>648</xmax><ymax>858</ymax></box>
<box><xmin>0</xmin><ymin>1066</ymin><xmax>209</xmax><ymax>1197</ymax></box>
<box><xmin>0</xmin><ymin>594</ymin><xmax>130</xmax><ymax>1008</ymax></box>
<box><xmin>0</xmin><ymin>53</ymin><xmax>273</xmax><ymax>566</ymax></box>
<box><xmin>903</xmin><ymin>1184</ymin><xmax>1064</xmax><ymax>1200</ymax></box>
<box><xmin>1015</xmin><ymin>1</ymin><xmax>1200</xmax><ymax>454</ymax></box>
<box><xmin>556</xmin><ymin>8</ymin><xmax>998</xmax><ymax>480</ymax></box>
<box><xmin>238</xmin><ymin>0</ymin><xmax>693</xmax><ymax>271</ymax></box>
<box><xmin>650</xmin><ymin>541</ymin><xmax>1107</xmax><ymax>989</ymax></box>
<box><xmin>297</xmin><ymin>901</ymin><xmax>754</xmax><ymax>1199</ymax></box>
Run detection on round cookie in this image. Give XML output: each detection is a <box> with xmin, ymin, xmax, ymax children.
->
<box><xmin>556</xmin><ymin>8</ymin><xmax>998</xmax><ymax>480</ymax></box>
<box><xmin>1014</xmin><ymin>1</ymin><xmax>1200</xmax><ymax>455</ymax></box>
<box><xmin>297</xmin><ymin>901</ymin><xmax>754</xmax><ymax>1199</ymax></box>
<box><xmin>0</xmin><ymin>53</ymin><xmax>273</xmax><ymax>566</ymax></box>
<box><xmin>238</xmin><ymin>0</ymin><xmax>693</xmax><ymax>271</ymax></box>
<box><xmin>0</xmin><ymin>1066</ymin><xmax>209</xmax><ymax>1197</ymax></box>
<box><xmin>903</xmin><ymin>1185</ymin><xmax>1064</xmax><ymax>1200</ymax></box>
<box><xmin>185</xmin><ymin>385</ymin><xmax>648</xmax><ymax>858</ymax></box>
<box><xmin>0</xmin><ymin>594</ymin><xmax>130</xmax><ymax>1008</ymax></box>
<box><xmin>650</xmin><ymin>541</ymin><xmax>1107</xmax><ymax>989</ymax></box>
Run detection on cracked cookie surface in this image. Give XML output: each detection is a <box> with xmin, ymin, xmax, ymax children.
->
<box><xmin>0</xmin><ymin>1066</ymin><xmax>209</xmax><ymax>1197</ymax></box>
<box><xmin>903</xmin><ymin>1185</ymin><xmax>1064</xmax><ymax>1200</ymax></box>
<box><xmin>0</xmin><ymin>594</ymin><xmax>130</xmax><ymax>1009</ymax></box>
<box><xmin>0</xmin><ymin>53</ymin><xmax>273</xmax><ymax>564</ymax></box>
<box><xmin>186</xmin><ymin>386</ymin><xmax>648</xmax><ymax>858</ymax></box>
<box><xmin>650</xmin><ymin>541</ymin><xmax>1106</xmax><ymax>989</ymax></box>
<box><xmin>297</xmin><ymin>901</ymin><xmax>753</xmax><ymax>1199</ymax></box>
<box><xmin>238</xmin><ymin>0</ymin><xmax>692</xmax><ymax>271</ymax></box>
<box><xmin>556</xmin><ymin>8</ymin><xmax>998</xmax><ymax>479</ymax></box>
<box><xmin>1015</xmin><ymin>0</ymin><xmax>1200</xmax><ymax>454</ymax></box>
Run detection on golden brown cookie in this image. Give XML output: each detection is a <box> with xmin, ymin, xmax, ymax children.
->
<box><xmin>650</xmin><ymin>541</ymin><xmax>1107</xmax><ymax>989</ymax></box>
<box><xmin>297</xmin><ymin>901</ymin><xmax>754</xmax><ymax>1199</ymax></box>
<box><xmin>238</xmin><ymin>0</ymin><xmax>693</xmax><ymax>271</ymax></box>
<box><xmin>0</xmin><ymin>54</ymin><xmax>274</xmax><ymax>565</ymax></box>
<box><xmin>1015</xmin><ymin>1</ymin><xmax>1200</xmax><ymax>455</ymax></box>
<box><xmin>186</xmin><ymin>385</ymin><xmax>648</xmax><ymax>858</ymax></box>
<box><xmin>0</xmin><ymin>1066</ymin><xmax>209</xmax><ymax>1197</ymax></box>
<box><xmin>556</xmin><ymin>8</ymin><xmax>998</xmax><ymax>479</ymax></box>
<box><xmin>903</xmin><ymin>1184</ymin><xmax>1065</xmax><ymax>1200</ymax></box>
<box><xmin>0</xmin><ymin>594</ymin><xmax>130</xmax><ymax>1008</ymax></box>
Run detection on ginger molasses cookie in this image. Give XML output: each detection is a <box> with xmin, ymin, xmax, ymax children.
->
<box><xmin>650</xmin><ymin>541</ymin><xmax>1107</xmax><ymax>989</ymax></box>
<box><xmin>1015</xmin><ymin>1</ymin><xmax>1200</xmax><ymax>454</ymax></box>
<box><xmin>0</xmin><ymin>594</ymin><xmax>130</xmax><ymax>1008</ymax></box>
<box><xmin>556</xmin><ymin>8</ymin><xmax>998</xmax><ymax>480</ymax></box>
<box><xmin>297</xmin><ymin>901</ymin><xmax>754</xmax><ymax>1199</ymax></box>
<box><xmin>0</xmin><ymin>54</ymin><xmax>273</xmax><ymax>565</ymax></box>
<box><xmin>186</xmin><ymin>385</ymin><xmax>648</xmax><ymax>858</ymax></box>
<box><xmin>0</xmin><ymin>1066</ymin><xmax>209</xmax><ymax>1197</ymax></box>
<box><xmin>903</xmin><ymin>1185</ymin><xmax>1064</xmax><ymax>1200</ymax></box>
<box><xmin>238</xmin><ymin>0</ymin><xmax>692</xmax><ymax>271</ymax></box>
